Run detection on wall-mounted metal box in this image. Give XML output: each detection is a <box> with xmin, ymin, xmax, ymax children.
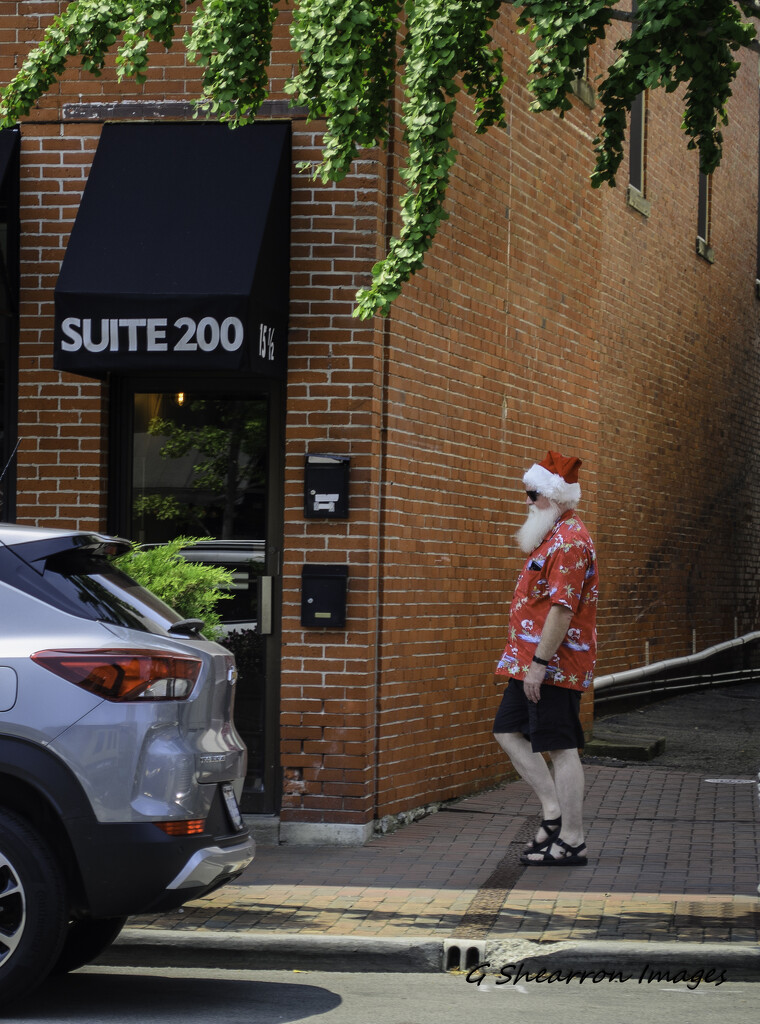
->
<box><xmin>300</xmin><ymin>564</ymin><xmax>348</xmax><ymax>628</ymax></box>
<box><xmin>304</xmin><ymin>454</ymin><xmax>350</xmax><ymax>519</ymax></box>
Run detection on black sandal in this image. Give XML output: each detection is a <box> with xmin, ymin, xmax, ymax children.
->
<box><xmin>520</xmin><ymin>838</ymin><xmax>588</xmax><ymax>866</ymax></box>
<box><xmin>522</xmin><ymin>816</ymin><xmax>562</xmax><ymax>855</ymax></box>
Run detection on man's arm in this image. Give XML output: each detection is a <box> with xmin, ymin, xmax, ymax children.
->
<box><xmin>523</xmin><ymin>604</ymin><xmax>573</xmax><ymax>703</ymax></box>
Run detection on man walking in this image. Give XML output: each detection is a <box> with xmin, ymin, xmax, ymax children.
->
<box><xmin>493</xmin><ymin>451</ymin><xmax>598</xmax><ymax>866</ymax></box>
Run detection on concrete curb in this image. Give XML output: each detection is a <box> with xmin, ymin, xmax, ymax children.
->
<box><xmin>105</xmin><ymin>928</ymin><xmax>443</xmax><ymax>973</ymax></box>
<box><xmin>482</xmin><ymin>939</ymin><xmax>760</xmax><ymax>983</ymax></box>
<box><xmin>104</xmin><ymin>928</ymin><xmax>760</xmax><ymax>979</ymax></box>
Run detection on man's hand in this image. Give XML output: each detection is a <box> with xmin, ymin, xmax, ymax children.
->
<box><xmin>523</xmin><ymin>660</ymin><xmax>546</xmax><ymax>703</ymax></box>
<box><xmin>524</xmin><ymin>604</ymin><xmax>574</xmax><ymax>703</ymax></box>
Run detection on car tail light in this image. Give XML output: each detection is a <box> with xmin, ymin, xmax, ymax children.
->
<box><xmin>154</xmin><ymin>819</ymin><xmax>205</xmax><ymax>836</ymax></box>
<box><xmin>31</xmin><ymin>649</ymin><xmax>202</xmax><ymax>702</ymax></box>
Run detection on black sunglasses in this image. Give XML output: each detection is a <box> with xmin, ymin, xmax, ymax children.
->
<box><xmin>525</xmin><ymin>490</ymin><xmax>540</xmax><ymax>502</ymax></box>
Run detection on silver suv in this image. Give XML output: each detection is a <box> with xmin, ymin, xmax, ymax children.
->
<box><xmin>0</xmin><ymin>524</ymin><xmax>254</xmax><ymax>1001</ymax></box>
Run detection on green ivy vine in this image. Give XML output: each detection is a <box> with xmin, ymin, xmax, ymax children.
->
<box><xmin>590</xmin><ymin>0</ymin><xmax>756</xmax><ymax>187</ymax></box>
<box><xmin>0</xmin><ymin>1</ymin><xmax>757</xmax><ymax>317</ymax></box>
<box><xmin>308</xmin><ymin>0</ymin><xmax>507</xmax><ymax>319</ymax></box>
<box><xmin>285</xmin><ymin>0</ymin><xmax>401</xmax><ymax>185</ymax></box>
<box><xmin>516</xmin><ymin>0</ymin><xmax>615</xmax><ymax>116</ymax></box>
<box><xmin>0</xmin><ymin>1</ymin><xmax>275</xmax><ymax>123</ymax></box>
<box><xmin>185</xmin><ymin>0</ymin><xmax>276</xmax><ymax>122</ymax></box>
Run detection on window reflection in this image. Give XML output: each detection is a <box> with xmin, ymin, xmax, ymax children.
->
<box><xmin>132</xmin><ymin>394</ymin><xmax>267</xmax><ymax>544</ymax></box>
<box><xmin>131</xmin><ymin>392</ymin><xmax>268</xmax><ymax>625</ymax></box>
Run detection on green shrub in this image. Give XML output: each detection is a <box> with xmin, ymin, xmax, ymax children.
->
<box><xmin>114</xmin><ymin>536</ymin><xmax>234</xmax><ymax>641</ymax></box>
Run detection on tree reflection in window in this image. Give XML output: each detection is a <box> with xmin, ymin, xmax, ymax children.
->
<box><xmin>132</xmin><ymin>395</ymin><xmax>267</xmax><ymax>544</ymax></box>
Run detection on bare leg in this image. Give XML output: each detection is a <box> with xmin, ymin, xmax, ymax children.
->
<box><xmin>546</xmin><ymin>746</ymin><xmax>585</xmax><ymax>847</ymax></box>
<box><xmin>494</xmin><ymin>731</ymin><xmax>561</xmax><ymax>844</ymax></box>
<box><xmin>520</xmin><ymin>746</ymin><xmax>586</xmax><ymax>862</ymax></box>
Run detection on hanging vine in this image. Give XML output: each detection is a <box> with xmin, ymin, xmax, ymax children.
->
<box><xmin>0</xmin><ymin>1</ymin><xmax>277</xmax><ymax>122</ymax></box>
<box><xmin>348</xmin><ymin>0</ymin><xmax>506</xmax><ymax>318</ymax></box>
<box><xmin>590</xmin><ymin>0</ymin><xmax>756</xmax><ymax>187</ymax></box>
<box><xmin>185</xmin><ymin>0</ymin><xmax>277</xmax><ymax>122</ymax></box>
<box><xmin>0</xmin><ymin>1</ymin><xmax>757</xmax><ymax>317</ymax></box>
<box><xmin>516</xmin><ymin>0</ymin><xmax>615</xmax><ymax>116</ymax></box>
<box><xmin>0</xmin><ymin>0</ymin><xmax>137</xmax><ymax>116</ymax></box>
<box><xmin>285</xmin><ymin>0</ymin><xmax>401</xmax><ymax>184</ymax></box>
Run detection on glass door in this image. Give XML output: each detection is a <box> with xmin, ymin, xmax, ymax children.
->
<box><xmin>110</xmin><ymin>377</ymin><xmax>283</xmax><ymax>813</ymax></box>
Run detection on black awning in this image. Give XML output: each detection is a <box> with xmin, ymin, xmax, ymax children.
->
<box><xmin>54</xmin><ymin>122</ymin><xmax>290</xmax><ymax>379</ymax></box>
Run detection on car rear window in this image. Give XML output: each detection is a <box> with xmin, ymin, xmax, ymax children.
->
<box><xmin>4</xmin><ymin>546</ymin><xmax>184</xmax><ymax>635</ymax></box>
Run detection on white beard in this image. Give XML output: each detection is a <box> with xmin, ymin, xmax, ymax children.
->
<box><xmin>516</xmin><ymin>502</ymin><xmax>562</xmax><ymax>554</ymax></box>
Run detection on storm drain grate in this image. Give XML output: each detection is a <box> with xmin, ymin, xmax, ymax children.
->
<box><xmin>443</xmin><ymin>939</ymin><xmax>487</xmax><ymax>971</ymax></box>
<box><xmin>442</xmin><ymin>816</ymin><xmax>538</xmax><ymax>971</ymax></box>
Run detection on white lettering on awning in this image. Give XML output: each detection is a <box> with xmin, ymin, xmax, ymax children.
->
<box><xmin>58</xmin><ymin>316</ymin><xmax>252</xmax><ymax>356</ymax></box>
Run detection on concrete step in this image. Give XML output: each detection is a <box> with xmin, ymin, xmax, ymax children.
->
<box><xmin>584</xmin><ymin>735</ymin><xmax>666</xmax><ymax>761</ymax></box>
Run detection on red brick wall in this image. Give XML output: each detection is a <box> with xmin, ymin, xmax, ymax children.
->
<box><xmin>367</xmin><ymin>15</ymin><xmax>604</xmax><ymax>818</ymax></box>
<box><xmin>278</xmin><ymin>138</ymin><xmax>387</xmax><ymax>826</ymax></box>
<box><xmin>595</xmin><ymin>16</ymin><xmax>760</xmax><ymax>670</ymax></box>
<box><xmin>3</xmin><ymin>3</ymin><xmax>760</xmax><ymax>829</ymax></box>
<box><xmin>14</xmin><ymin>126</ymin><xmax>106</xmax><ymax>528</ymax></box>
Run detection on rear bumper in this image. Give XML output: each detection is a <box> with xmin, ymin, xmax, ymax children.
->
<box><xmin>0</xmin><ymin>738</ymin><xmax>255</xmax><ymax>919</ymax></box>
<box><xmin>166</xmin><ymin>837</ymin><xmax>254</xmax><ymax>891</ymax></box>
<box><xmin>68</xmin><ymin>819</ymin><xmax>255</xmax><ymax>917</ymax></box>
<box><xmin>66</xmin><ymin>780</ymin><xmax>254</xmax><ymax>916</ymax></box>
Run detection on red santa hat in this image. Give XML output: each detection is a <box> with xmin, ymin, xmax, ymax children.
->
<box><xmin>523</xmin><ymin>450</ymin><xmax>582</xmax><ymax>507</ymax></box>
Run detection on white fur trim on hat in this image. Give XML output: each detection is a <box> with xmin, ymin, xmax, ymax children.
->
<box><xmin>523</xmin><ymin>464</ymin><xmax>581</xmax><ymax>507</ymax></box>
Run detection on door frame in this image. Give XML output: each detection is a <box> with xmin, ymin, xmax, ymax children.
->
<box><xmin>0</xmin><ymin>129</ymin><xmax>20</xmax><ymax>522</ymax></box>
<box><xmin>107</xmin><ymin>372</ymin><xmax>285</xmax><ymax>814</ymax></box>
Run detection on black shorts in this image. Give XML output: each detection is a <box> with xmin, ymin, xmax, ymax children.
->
<box><xmin>493</xmin><ymin>678</ymin><xmax>585</xmax><ymax>752</ymax></box>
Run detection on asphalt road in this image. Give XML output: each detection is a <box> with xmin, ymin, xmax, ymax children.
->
<box><xmin>1</xmin><ymin>967</ymin><xmax>754</xmax><ymax>1024</ymax></box>
<box><xmin>588</xmin><ymin>680</ymin><xmax>760</xmax><ymax>777</ymax></box>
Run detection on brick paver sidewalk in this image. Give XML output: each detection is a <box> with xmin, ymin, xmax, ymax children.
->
<box><xmin>131</xmin><ymin>764</ymin><xmax>760</xmax><ymax>945</ymax></box>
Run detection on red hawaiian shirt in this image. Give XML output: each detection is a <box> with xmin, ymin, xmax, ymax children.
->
<box><xmin>495</xmin><ymin>511</ymin><xmax>598</xmax><ymax>691</ymax></box>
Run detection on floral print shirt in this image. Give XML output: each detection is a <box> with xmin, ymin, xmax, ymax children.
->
<box><xmin>496</xmin><ymin>511</ymin><xmax>598</xmax><ymax>691</ymax></box>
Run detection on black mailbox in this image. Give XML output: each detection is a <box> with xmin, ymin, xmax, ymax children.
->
<box><xmin>304</xmin><ymin>454</ymin><xmax>350</xmax><ymax>518</ymax></box>
<box><xmin>301</xmin><ymin>564</ymin><xmax>348</xmax><ymax>628</ymax></box>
